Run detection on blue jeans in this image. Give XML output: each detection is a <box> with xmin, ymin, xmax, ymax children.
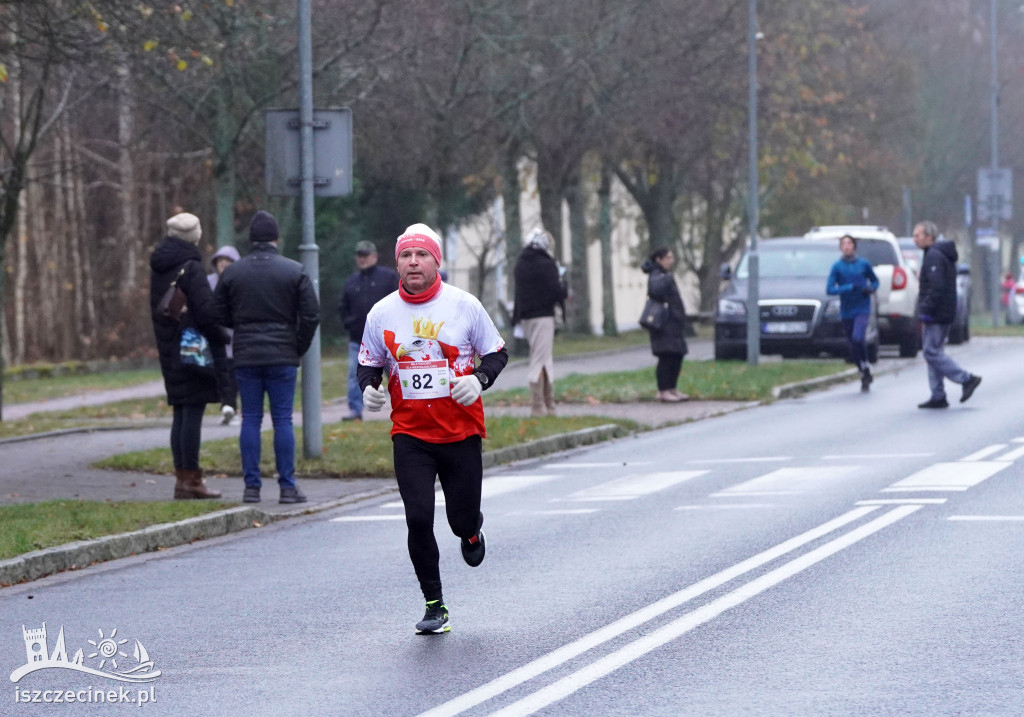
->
<box><xmin>921</xmin><ymin>322</ymin><xmax>969</xmax><ymax>401</ymax></box>
<box><xmin>347</xmin><ymin>341</ymin><xmax>363</xmax><ymax>417</ymax></box>
<box><xmin>234</xmin><ymin>365</ymin><xmax>298</xmax><ymax>489</ymax></box>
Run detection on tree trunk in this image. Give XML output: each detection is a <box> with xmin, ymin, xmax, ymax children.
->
<box><xmin>536</xmin><ymin>150</ymin><xmax>565</xmax><ymax>261</ymax></box>
<box><xmin>118</xmin><ymin>60</ymin><xmax>139</xmax><ymax>292</ymax></box>
<box><xmin>501</xmin><ymin>142</ymin><xmax>522</xmax><ymax>262</ymax></box>
<box><xmin>564</xmin><ymin>161</ymin><xmax>590</xmax><ymax>335</ymax></box>
<box><xmin>598</xmin><ymin>162</ymin><xmax>617</xmax><ymax>336</ymax></box>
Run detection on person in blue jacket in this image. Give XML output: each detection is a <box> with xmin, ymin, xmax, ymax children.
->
<box><xmin>827</xmin><ymin>234</ymin><xmax>879</xmax><ymax>391</ymax></box>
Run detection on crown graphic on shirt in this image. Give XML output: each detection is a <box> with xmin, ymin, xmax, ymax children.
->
<box><xmin>412</xmin><ymin>317</ymin><xmax>444</xmax><ymax>340</ymax></box>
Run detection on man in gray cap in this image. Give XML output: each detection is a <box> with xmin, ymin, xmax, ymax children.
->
<box><xmin>337</xmin><ymin>239</ymin><xmax>398</xmax><ymax>420</ymax></box>
<box><xmin>214</xmin><ymin>210</ymin><xmax>320</xmax><ymax>503</ymax></box>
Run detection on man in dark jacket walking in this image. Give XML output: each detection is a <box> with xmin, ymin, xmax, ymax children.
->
<box><xmin>337</xmin><ymin>240</ymin><xmax>398</xmax><ymax>421</ymax></box>
<box><xmin>913</xmin><ymin>221</ymin><xmax>981</xmax><ymax>409</ymax></box>
<box><xmin>214</xmin><ymin>210</ymin><xmax>321</xmax><ymax>503</ymax></box>
<box><xmin>512</xmin><ymin>228</ymin><xmax>567</xmax><ymax>416</ymax></box>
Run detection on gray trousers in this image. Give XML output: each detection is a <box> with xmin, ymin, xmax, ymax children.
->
<box><xmin>922</xmin><ymin>322</ymin><xmax>969</xmax><ymax>400</ymax></box>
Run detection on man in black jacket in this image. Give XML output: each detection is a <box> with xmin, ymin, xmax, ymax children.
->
<box><xmin>512</xmin><ymin>228</ymin><xmax>567</xmax><ymax>416</ymax></box>
<box><xmin>337</xmin><ymin>240</ymin><xmax>398</xmax><ymax>421</ymax></box>
<box><xmin>914</xmin><ymin>221</ymin><xmax>981</xmax><ymax>409</ymax></box>
<box><xmin>214</xmin><ymin>210</ymin><xmax>321</xmax><ymax>502</ymax></box>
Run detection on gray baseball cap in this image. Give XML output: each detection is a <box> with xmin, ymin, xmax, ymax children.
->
<box><xmin>355</xmin><ymin>240</ymin><xmax>377</xmax><ymax>255</ymax></box>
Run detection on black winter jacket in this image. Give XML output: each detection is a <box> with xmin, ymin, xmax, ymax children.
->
<box><xmin>149</xmin><ymin>236</ymin><xmax>229</xmax><ymax>405</ymax></box>
<box><xmin>917</xmin><ymin>240</ymin><xmax>958</xmax><ymax>325</ymax></box>
<box><xmin>641</xmin><ymin>259</ymin><xmax>688</xmax><ymax>357</ymax></box>
<box><xmin>513</xmin><ymin>246</ymin><xmax>567</xmax><ymax>322</ymax></box>
<box><xmin>213</xmin><ymin>243</ymin><xmax>320</xmax><ymax>368</ymax></box>
<box><xmin>337</xmin><ymin>264</ymin><xmax>399</xmax><ymax>342</ymax></box>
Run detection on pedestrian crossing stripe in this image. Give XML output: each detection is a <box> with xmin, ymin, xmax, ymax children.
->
<box><xmin>881</xmin><ymin>462</ymin><xmax>1008</xmax><ymax>492</ymax></box>
<box><xmin>380</xmin><ymin>474</ymin><xmax>564</xmax><ymax>508</ymax></box>
<box><xmin>560</xmin><ymin>471</ymin><xmax>708</xmax><ymax>502</ymax></box>
<box><xmin>711</xmin><ymin>466</ymin><xmax>857</xmax><ymax>498</ymax></box>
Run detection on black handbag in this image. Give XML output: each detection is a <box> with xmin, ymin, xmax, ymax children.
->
<box><xmin>639</xmin><ymin>298</ymin><xmax>669</xmax><ymax>331</ymax></box>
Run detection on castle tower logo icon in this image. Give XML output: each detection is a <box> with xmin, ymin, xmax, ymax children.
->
<box><xmin>10</xmin><ymin>623</ymin><xmax>161</xmax><ymax>684</ymax></box>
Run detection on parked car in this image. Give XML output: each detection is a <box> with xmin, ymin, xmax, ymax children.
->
<box><xmin>897</xmin><ymin>236</ymin><xmax>971</xmax><ymax>344</ymax></box>
<box><xmin>804</xmin><ymin>226</ymin><xmax>920</xmax><ymax>357</ymax></box>
<box><xmin>715</xmin><ymin>237</ymin><xmax>879</xmax><ymax>362</ymax></box>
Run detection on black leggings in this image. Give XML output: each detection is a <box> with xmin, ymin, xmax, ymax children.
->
<box><xmin>170</xmin><ymin>403</ymin><xmax>206</xmax><ymax>470</ymax></box>
<box><xmin>655</xmin><ymin>353</ymin><xmax>683</xmax><ymax>391</ymax></box>
<box><xmin>392</xmin><ymin>434</ymin><xmax>484</xmax><ymax>602</ymax></box>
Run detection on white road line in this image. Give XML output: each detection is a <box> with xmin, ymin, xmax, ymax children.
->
<box><xmin>414</xmin><ymin>505</ymin><xmax>881</xmax><ymax>717</ymax></box>
<box><xmin>543</xmin><ymin>462</ymin><xmax>653</xmax><ymax>468</ymax></box>
<box><xmin>330</xmin><ymin>515</ymin><xmax>405</xmax><ymax>522</ymax></box>
<box><xmin>994</xmin><ymin>445</ymin><xmax>1024</xmax><ymax>462</ymax></box>
<box><xmin>823</xmin><ymin>453</ymin><xmax>932</xmax><ymax>460</ymax></box>
<box><xmin>529</xmin><ymin>509</ymin><xmax>600</xmax><ymax>516</ymax></box>
<box><xmin>1013</xmin><ymin>438</ymin><xmax>1024</xmax><ymax>444</ymax></box>
<box><xmin>881</xmin><ymin>462</ymin><xmax>1008</xmax><ymax>493</ymax></box>
<box><xmin>960</xmin><ymin>445</ymin><xmax>1007</xmax><ymax>462</ymax></box>
<box><xmin>686</xmin><ymin>457</ymin><xmax>790</xmax><ymax>464</ymax></box>
<box><xmin>381</xmin><ymin>474</ymin><xmax>563</xmax><ymax>508</ymax></box>
<box><xmin>485</xmin><ymin>505</ymin><xmax>921</xmax><ymax>717</ymax></box>
<box><xmin>675</xmin><ymin>504</ymin><xmax>781</xmax><ymax>510</ymax></box>
<box><xmin>948</xmin><ymin>515</ymin><xmax>1024</xmax><ymax>522</ymax></box>
<box><xmin>713</xmin><ymin>466</ymin><xmax>857</xmax><ymax>497</ymax></box>
<box><xmin>561</xmin><ymin>471</ymin><xmax>708</xmax><ymax>502</ymax></box>
<box><xmin>856</xmin><ymin>498</ymin><xmax>947</xmax><ymax>505</ymax></box>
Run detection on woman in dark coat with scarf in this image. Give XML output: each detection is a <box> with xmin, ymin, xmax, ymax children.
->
<box><xmin>149</xmin><ymin>212</ymin><xmax>229</xmax><ymax>499</ymax></box>
<box><xmin>641</xmin><ymin>246</ymin><xmax>689</xmax><ymax>402</ymax></box>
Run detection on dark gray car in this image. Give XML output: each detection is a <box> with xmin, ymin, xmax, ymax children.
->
<box><xmin>715</xmin><ymin>238</ymin><xmax>879</xmax><ymax>361</ymax></box>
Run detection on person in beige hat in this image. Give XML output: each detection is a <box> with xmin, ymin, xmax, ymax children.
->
<box><xmin>149</xmin><ymin>212</ymin><xmax>229</xmax><ymax>499</ymax></box>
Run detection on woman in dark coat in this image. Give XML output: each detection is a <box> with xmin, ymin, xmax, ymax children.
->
<box><xmin>641</xmin><ymin>246</ymin><xmax>689</xmax><ymax>402</ymax></box>
<box><xmin>149</xmin><ymin>212</ymin><xmax>229</xmax><ymax>499</ymax></box>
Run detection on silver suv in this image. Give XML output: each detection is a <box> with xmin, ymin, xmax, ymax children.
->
<box><xmin>803</xmin><ymin>225</ymin><xmax>920</xmax><ymax>357</ymax></box>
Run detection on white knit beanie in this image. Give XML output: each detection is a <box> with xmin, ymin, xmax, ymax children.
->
<box><xmin>166</xmin><ymin>213</ymin><xmax>202</xmax><ymax>244</ymax></box>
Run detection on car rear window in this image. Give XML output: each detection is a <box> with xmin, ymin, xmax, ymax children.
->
<box><xmin>857</xmin><ymin>239</ymin><xmax>898</xmax><ymax>266</ymax></box>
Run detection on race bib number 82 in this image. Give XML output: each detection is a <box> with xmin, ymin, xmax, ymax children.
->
<box><xmin>397</xmin><ymin>359</ymin><xmax>451</xmax><ymax>400</ymax></box>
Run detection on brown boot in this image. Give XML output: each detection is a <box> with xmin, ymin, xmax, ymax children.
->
<box><xmin>541</xmin><ymin>372</ymin><xmax>556</xmax><ymax>416</ymax></box>
<box><xmin>174</xmin><ymin>469</ymin><xmax>222</xmax><ymax>500</ymax></box>
<box><xmin>528</xmin><ymin>382</ymin><xmax>545</xmax><ymax>417</ymax></box>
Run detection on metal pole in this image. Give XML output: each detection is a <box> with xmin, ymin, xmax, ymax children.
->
<box><xmin>990</xmin><ymin>0</ymin><xmax>1001</xmax><ymax>327</ymax></box>
<box><xmin>745</xmin><ymin>0</ymin><xmax>760</xmax><ymax>365</ymax></box>
<box><xmin>298</xmin><ymin>0</ymin><xmax>322</xmax><ymax>457</ymax></box>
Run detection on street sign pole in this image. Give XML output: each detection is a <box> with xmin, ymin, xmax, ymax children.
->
<box><xmin>745</xmin><ymin>0</ymin><xmax>760</xmax><ymax>366</ymax></box>
<box><xmin>297</xmin><ymin>0</ymin><xmax>322</xmax><ymax>458</ymax></box>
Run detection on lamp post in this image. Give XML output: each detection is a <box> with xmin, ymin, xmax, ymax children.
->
<box><xmin>745</xmin><ymin>0</ymin><xmax>760</xmax><ymax>365</ymax></box>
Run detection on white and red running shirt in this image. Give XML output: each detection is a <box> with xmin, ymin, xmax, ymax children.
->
<box><xmin>359</xmin><ymin>282</ymin><xmax>505</xmax><ymax>443</ymax></box>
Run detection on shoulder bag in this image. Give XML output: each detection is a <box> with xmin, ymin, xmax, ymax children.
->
<box><xmin>639</xmin><ymin>297</ymin><xmax>669</xmax><ymax>331</ymax></box>
<box><xmin>157</xmin><ymin>267</ymin><xmax>188</xmax><ymax>322</ymax></box>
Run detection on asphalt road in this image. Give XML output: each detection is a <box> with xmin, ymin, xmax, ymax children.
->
<box><xmin>2</xmin><ymin>338</ymin><xmax>1022</xmax><ymax>716</ymax></box>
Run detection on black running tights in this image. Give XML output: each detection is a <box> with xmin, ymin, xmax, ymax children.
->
<box><xmin>392</xmin><ymin>434</ymin><xmax>484</xmax><ymax>602</ymax></box>
<box><xmin>170</xmin><ymin>403</ymin><xmax>206</xmax><ymax>470</ymax></box>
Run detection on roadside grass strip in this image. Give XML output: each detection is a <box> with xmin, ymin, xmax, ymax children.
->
<box><xmin>0</xmin><ymin>500</ymin><xmax>234</xmax><ymax>561</ymax></box>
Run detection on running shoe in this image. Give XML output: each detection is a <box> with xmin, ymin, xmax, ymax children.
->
<box><xmin>415</xmin><ymin>601</ymin><xmax>450</xmax><ymax>634</ymax></box>
<box><xmin>860</xmin><ymin>370</ymin><xmax>873</xmax><ymax>393</ymax></box>
<box><xmin>461</xmin><ymin>530</ymin><xmax>486</xmax><ymax>567</ymax></box>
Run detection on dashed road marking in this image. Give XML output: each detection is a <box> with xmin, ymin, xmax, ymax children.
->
<box><xmin>711</xmin><ymin>466</ymin><xmax>857</xmax><ymax>498</ymax></box>
<box><xmin>560</xmin><ymin>471</ymin><xmax>708</xmax><ymax>502</ymax></box>
<box><xmin>881</xmin><ymin>462</ymin><xmax>1008</xmax><ymax>492</ymax></box>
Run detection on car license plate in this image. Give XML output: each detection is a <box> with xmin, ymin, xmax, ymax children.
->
<box><xmin>762</xmin><ymin>321</ymin><xmax>808</xmax><ymax>334</ymax></box>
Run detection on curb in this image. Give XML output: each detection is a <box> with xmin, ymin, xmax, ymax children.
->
<box><xmin>0</xmin><ymin>425</ymin><xmax>630</xmax><ymax>587</ymax></box>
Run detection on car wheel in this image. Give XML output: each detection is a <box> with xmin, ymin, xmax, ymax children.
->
<box><xmin>715</xmin><ymin>343</ymin><xmax>746</xmax><ymax>361</ymax></box>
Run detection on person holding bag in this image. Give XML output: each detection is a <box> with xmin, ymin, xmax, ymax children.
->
<box><xmin>149</xmin><ymin>212</ymin><xmax>229</xmax><ymax>499</ymax></box>
<box><xmin>641</xmin><ymin>246</ymin><xmax>689</xmax><ymax>402</ymax></box>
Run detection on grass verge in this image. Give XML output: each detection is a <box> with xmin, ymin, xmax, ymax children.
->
<box><xmin>94</xmin><ymin>415</ymin><xmax>639</xmax><ymax>478</ymax></box>
<box><xmin>0</xmin><ymin>499</ymin><xmax>234</xmax><ymax>561</ymax></box>
<box><xmin>486</xmin><ymin>359</ymin><xmax>846</xmax><ymax>405</ymax></box>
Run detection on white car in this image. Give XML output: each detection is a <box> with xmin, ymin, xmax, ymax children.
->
<box><xmin>803</xmin><ymin>225</ymin><xmax>921</xmax><ymax>357</ymax></box>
